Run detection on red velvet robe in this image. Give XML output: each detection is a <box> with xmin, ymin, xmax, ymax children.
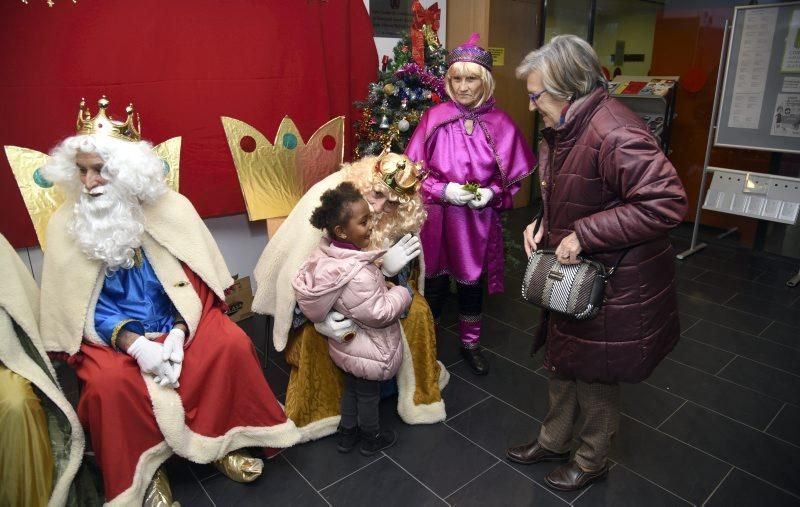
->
<box><xmin>74</xmin><ymin>265</ymin><xmax>300</xmax><ymax>504</ymax></box>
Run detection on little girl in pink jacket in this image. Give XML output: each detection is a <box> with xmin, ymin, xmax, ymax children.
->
<box><xmin>292</xmin><ymin>182</ymin><xmax>411</xmax><ymax>456</ymax></box>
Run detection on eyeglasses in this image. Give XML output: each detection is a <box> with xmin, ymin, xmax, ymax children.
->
<box><xmin>528</xmin><ymin>90</ymin><xmax>548</xmax><ymax>106</ymax></box>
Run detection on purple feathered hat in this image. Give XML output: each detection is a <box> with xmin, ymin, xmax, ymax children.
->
<box><xmin>446</xmin><ymin>33</ymin><xmax>493</xmax><ymax>71</ymax></box>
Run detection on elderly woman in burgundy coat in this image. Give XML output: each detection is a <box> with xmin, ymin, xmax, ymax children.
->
<box><xmin>507</xmin><ymin>35</ymin><xmax>688</xmax><ymax>492</ymax></box>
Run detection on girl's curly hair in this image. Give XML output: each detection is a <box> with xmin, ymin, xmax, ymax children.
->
<box><xmin>309</xmin><ymin>181</ymin><xmax>364</xmax><ymax>237</ymax></box>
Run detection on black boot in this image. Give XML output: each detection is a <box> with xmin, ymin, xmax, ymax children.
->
<box><xmin>461</xmin><ymin>346</ymin><xmax>490</xmax><ymax>375</ymax></box>
<box><xmin>337</xmin><ymin>426</ymin><xmax>360</xmax><ymax>453</ymax></box>
<box><xmin>359</xmin><ymin>429</ymin><xmax>398</xmax><ymax>456</ymax></box>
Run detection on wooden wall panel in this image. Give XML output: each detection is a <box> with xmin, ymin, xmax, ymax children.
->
<box><xmin>651</xmin><ymin>11</ymin><xmax>769</xmax><ymax>246</ymax></box>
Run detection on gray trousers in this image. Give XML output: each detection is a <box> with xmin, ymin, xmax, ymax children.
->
<box><xmin>537</xmin><ymin>376</ymin><xmax>620</xmax><ymax>471</ymax></box>
<box><xmin>340</xmin><ymin>372</ymin><xmax>381</xmax><ymax>433</ymax></box>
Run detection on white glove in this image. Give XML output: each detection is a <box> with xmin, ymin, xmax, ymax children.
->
<box><xmin>314</xmin><ymin>311</ymin><xmax>356</xmax><ymax>344</ymax></box>
<box><xmin>162</xmin><ymin>328</ymin><xmax>185</xmax><ymax>363</ymax></box>
<box><xmin>381</xmin><ymin>234</ymin><xmax>422</xmax><ymax>277</ymax></box>
<box><xmin>161</xmin><ymin>327</ymin><xmax>185</xmax><ymax>386</ymax></box>
<box><xmin>467</xmin><ymin>187</ymin><xmax>495</xmax><ymax>209</ymax></box>
<box><xmin>128</xmin><ymin>336</ymin><xmax>179</xmax><ymax>388</ymax></box>
<box><xmin>444</xmin><ymin>183</ymin><xmax>474</xmax><ymax>206</ymax></box>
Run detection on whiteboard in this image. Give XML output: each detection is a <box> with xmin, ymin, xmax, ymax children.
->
<box><xmin>715</xmin><ymin>2</ymin><xmax>800</xmax><ymax>154</ymax></box>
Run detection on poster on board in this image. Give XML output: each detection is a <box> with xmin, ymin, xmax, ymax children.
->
<box><xmin>770</xmin><ymin>93</ymin><xmax>800</xmax><ymax>137</ymax></box>
<box><xmin>781</xmin><ymin>9</ymin><xmax>800</xmax><ymax>72</ymax></box>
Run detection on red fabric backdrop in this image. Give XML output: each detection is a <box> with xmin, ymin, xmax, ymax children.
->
<box><xmin>0</xmin><ymin>0</ymin><xmax>378</xmax><ymax>248</ymax></box>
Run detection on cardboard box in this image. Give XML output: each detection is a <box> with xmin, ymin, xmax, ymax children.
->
<box><xmin>224</xmin><ymin>275</ymin><xmax>254</xmax><ymax>323</ymax></box>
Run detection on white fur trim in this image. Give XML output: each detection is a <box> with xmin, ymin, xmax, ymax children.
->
<box><xmin>40</xmin><ymin>203</ymin><xmax>103</xmax><ymax>355</ymax></box>
<box><xmin>139</xmin><ymin>235</ymin><xmax>202</xmax><ymax>345</ymax></box>
<box><xmin>142</xmin><ymin>374</ymin><xmax>302</xmax><ymax>463</ymax></box>
<box><xmin>81</xmin><ymin>269</ymin><xmax>108</xmax><ymax>347</ymax></box>
<box><xmin>104</xmin><ymin>442</ymin><xmax>172</xmax><ymax>507</ymax></box>
<box><xmin>252</xmin><ymin>172</ymin><xmax>343</xmax><ymax>352</ymax></box>
<box><xmin>394</xmin><ymin>327</ymin><xmax>447</xmax><ymax>425</ymax></box>
<box><xmin>437</xmin><ymin>360</ymin><xmax>451</xmax><ymax>391</ymax></box>
<box><xmin>0</xmin><ymin>234</ymin><xmax>86</xmax><ymax>507</ymax></box>
<box><xmin>294</xmin><ymin>415</ymin><xmax>341</xmax><ymax>443</ymax></box>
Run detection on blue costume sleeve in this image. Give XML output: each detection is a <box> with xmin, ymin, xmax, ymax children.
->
<box><xmin>94</xmin><ymin>290</ymin><xmax>145</xmax><ymax>348</ymax></box>
<box><xmin>93</xmin><ymin>250</ymin><xmax>176</xmax><ymax>348</ymax></box>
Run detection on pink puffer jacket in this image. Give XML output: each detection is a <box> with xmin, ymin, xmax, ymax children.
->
<box><xmin>292</xmin><ymin>238</ymin><xmax>411</xmax><ymax>381</ymax></box>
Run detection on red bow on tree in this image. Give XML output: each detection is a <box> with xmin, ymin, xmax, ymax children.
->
<box><xmin>410</xmin><ymin>0</ymin><xmax>440</xmax><ymax>67</ymax></box>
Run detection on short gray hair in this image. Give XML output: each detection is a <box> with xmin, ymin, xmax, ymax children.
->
<box><xmin>516</xmin><ymin>35</ymin><xmax>607</xmax><ymax>101</ymax></box>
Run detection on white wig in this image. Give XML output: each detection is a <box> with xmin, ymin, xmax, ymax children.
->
<box><xmin>42</xmin><ymin>134</ymin><xmax>167</xmax><ymax>203</ymax></box>
<box><xmin>41</xmin><ymin>135</ymin><xmax>167</xmax><ymax>270</ymax></box>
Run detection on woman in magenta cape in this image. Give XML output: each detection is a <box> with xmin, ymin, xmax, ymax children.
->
<box><xmin>405</xmin><ymin>33</ymin><xmax>536</xmax><ymax>375</ymax></box>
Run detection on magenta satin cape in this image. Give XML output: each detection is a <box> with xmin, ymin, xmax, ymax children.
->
<box><xmin>405</xmin><ymin>98</ymin><xmax>537</xmax><ymax>293</ymax></box>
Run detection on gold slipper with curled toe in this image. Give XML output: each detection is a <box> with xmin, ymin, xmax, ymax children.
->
<box><xmin>213</xmin><ymin>449</ymin><xmax>264</xmax><ymax>483</ymax></box>
<box><xmin>144</xmin><ymin>467</ymin><xmax>180</xmax><ymax>507</ymax></box>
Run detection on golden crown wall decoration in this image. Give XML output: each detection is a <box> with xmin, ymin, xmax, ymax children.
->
<box><xmin>6</xmin><ymin>138</ymin><xmax>181</xmax><ymax>249</ymax></box>
<box><xmin>221</xmin><ymin>115</ymin><xmax>345</xmax><ymax>221</ymax></box>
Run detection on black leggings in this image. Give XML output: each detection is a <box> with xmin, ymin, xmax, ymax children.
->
<box><xmin>424</xmin><ymin>274</ymin><xmax>483</xmax><ymax>321</ymax></box>
<box><xmin>339</xmin><ymin>372</ymin><xmax>381</xmax><ymax>433</ymax></box>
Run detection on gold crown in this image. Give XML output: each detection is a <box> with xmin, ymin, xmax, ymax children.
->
<box><xmin>221</xmin><ymin>115</ymin><xmax>345</xmax><ymax>221</ymax></box>
<box><xmin>373</xmin><ymin>150</ymin><xmax>426</xmax><ymax>202</ymax></box>
<box><xmin>77</xmin><ymin>96</ymin><xmax>141</xmax><ymax>142</ymax></box>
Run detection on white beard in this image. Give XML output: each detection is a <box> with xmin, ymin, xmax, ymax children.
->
<box><xmin>69</xmin><ymin>183</ymin><xmax>145</xmax><ymax>271</ymax></box>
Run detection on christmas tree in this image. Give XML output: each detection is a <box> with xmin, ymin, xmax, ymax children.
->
<box><xmin>354</xmin><ymin>19</ymin><xmax>448</xmax><ymax>157</ymax></box>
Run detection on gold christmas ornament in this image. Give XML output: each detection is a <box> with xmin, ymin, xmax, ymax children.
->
<box><xmin>383</xmin><ymin>83</ymin><xmax>396</xmax><ymax>95</ymax></box>
<box><xmin>221</xmin><ymin>115</ymin><xmax>344</xmax><ymax>221</ymax></box>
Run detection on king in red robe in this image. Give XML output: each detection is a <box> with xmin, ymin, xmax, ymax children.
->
<box><xmin>39</xmin><ymin>97</ymin><xmax>301</xmax><ymax>506</ymax></box>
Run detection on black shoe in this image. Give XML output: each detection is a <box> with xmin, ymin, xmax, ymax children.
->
<box><xmin>337</xmin><ymin>426</ymin><xmax>359</xmax><ymax>453</ymax></box>
<box><xmin>544</xmin><ymin>461</ymin><xmax>608</xmax><ymax>491</ymax></box>
<box><xmin>359</xmin><ymin>429</ymin><xmax>397</xmax><ymax>456</ymax></box>
<box><xmin>461</xmin><ymin>346</ymin><xmax>489</xmax><ymax>375</ymax></box>
<box><xmin>506</xmin><ymin>441</ymin><xmax>571</xmax><ymax>465</ymax></box>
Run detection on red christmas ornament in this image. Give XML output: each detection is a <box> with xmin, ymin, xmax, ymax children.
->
<box><xmin>681</xmin><ymin>67</ymin><xmax>707</xmax><ymax>93</ymax></box>
<box><xmin>431</xmin><ymin>92</ymin><xmax>441</xmax><ymax>104</ymax></box>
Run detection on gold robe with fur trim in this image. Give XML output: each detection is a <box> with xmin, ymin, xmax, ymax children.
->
<box><xmin>0</xmin><ymin>234</ymin><xmax>86</xmax><ymax>507</ymax></box>
<box><xmin>253</xmin><ymin>171</ymin><xmax>448</xmax><ymax>441</ymax></box>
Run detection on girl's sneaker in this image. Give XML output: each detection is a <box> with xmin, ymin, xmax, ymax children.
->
<box><xmin>359</xmin><ymin>429</ymin><xmax>397</xmax><ymax>456</ymax></box>
<box><xmin>337</xmin><ymin>426</ymin><xmax>360</xmax><ymax>453</ymax></box>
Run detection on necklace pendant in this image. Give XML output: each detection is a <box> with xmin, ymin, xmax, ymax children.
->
<box><xmin>464</xmin><ymin>119</ymin><xmax>474</xmax><ymax>135</ymax></box>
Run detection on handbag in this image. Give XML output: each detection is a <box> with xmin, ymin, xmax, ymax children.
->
<box><xmin>520</xmin><ymin>210</ymin><xmax>627</xmax><ymax>320</ymax></box>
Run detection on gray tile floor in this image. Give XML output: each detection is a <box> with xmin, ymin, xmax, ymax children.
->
<box><xmin>59</xmin><ymin>209</ymin><xmax>800</xmax><ymax>506</ymax></box>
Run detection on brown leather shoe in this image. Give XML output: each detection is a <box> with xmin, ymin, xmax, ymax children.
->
<box><xmin>506</xmin><ymin>441</ymin><xmax>570</xmax><ymax>465</ymax></box>
<box><xmin>544</xmin><ymin>461</ymin><xmax>608</xmax><ymax>491</ymax></box>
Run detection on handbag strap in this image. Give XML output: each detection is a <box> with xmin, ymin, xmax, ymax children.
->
<box><xmin>529</xmin><ymin>204</ymin><xmax>628</xmax><ymax>277</ymax></box>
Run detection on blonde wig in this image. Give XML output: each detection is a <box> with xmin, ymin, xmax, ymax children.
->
<box><xmin>445</xmin><ymin>61</ymin><xmax>495</xmax><ymax>108</ymax></box>
<box><xmin>342</xmin><ymin>156</ymin><xmax>427</xmax><ymax>251</ymax></box>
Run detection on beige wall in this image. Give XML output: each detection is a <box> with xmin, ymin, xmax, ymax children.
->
<box><xmin>594</xmin><ymin>6</ymin><xmax>660</xmax><ymax>76</ymax></box>
<box><xmin>447</xmin><ymin>0</ymin><xmax>541</xmax><ymax>207</ymax></box>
